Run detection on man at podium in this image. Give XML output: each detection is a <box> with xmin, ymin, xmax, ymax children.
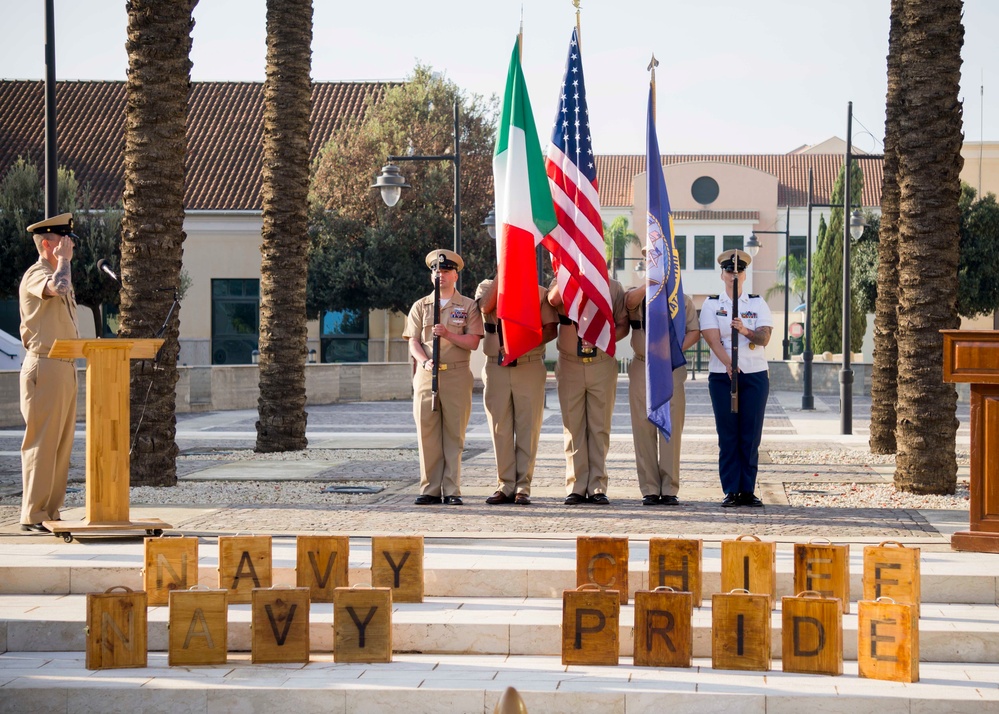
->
<box><xmin>18</xmin><ymin>213</ymin><xmax>80</xmax><ymax>532</ymax></box>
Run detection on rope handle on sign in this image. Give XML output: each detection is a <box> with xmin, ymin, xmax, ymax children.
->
<box><xmin>735</xmin><ymin>534</ymin><xmax>762</xmax><ymax>542</ymax></box>
<box><xmin>877</xmin><ymin>540</ymin><xmax>906</xmax><ymax>548</ymax></box>
<box><xmin>794</xmin><ymin>590</ymin><xmax>827</xmax><ymax>599</ymax></box>
<box><xmin>652</xmin><ymin>586</ymin><xmax>678</xmax><ymax>593</ymax></box>
<box><xmin>808</xmin><ymin>537</ymin><xmax>833</xmax><ymax>545</ymax></box>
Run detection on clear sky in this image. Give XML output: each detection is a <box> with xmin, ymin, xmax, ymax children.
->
<box><xmin>2</xmin><ymin>0</ymin><xmax>996</xmax><ymax>155</ymax></box>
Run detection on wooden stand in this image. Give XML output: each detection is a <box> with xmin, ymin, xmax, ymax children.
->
<box><xmin>942</xmin><ymin>330</ymin><xmax>999</xmax><ymax>552</ymax></box>
<box><xmin>41</xmin><ymin>338</ymin><xmax>169</xmax><ymax>542</ymax></box>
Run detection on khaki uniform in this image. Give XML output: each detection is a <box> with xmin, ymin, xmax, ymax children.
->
<box><xmin>553</xmin><ymin>279</ymin><xmax>628</xmax><ymax>497</ymax></box>
<box><xmin>628</xmin><ymin>293</ymin><xmax>698</xmax><ymax>498</ymax></box>
<box><xmin>476</xmin><ymin>280</ymin><xmax>558</xmax><ymax>497</ymax></box>
<box><xmin>19</xmin><ymin>258</ymin><xmax>79</xmax><ymax>525</ymax></box>
<box><xmin>403</xmin><ymin>292</ymin><xmax>483</xmax><ymax>498</ymax></box>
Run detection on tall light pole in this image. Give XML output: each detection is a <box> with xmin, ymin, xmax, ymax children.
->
<box><xmin>748</xmin><ymin>205</ymin><xmax>791</xmax><ymax>359</ymax></box>
<box><xmin>44</xmin><ymin>0</ymin><xmax>58</xmax><ymax>215</ymax></box>
<box><xmin>373</xmin><ymin>98</ymin><xmax>462</xmax><ymax>291</ymax></box>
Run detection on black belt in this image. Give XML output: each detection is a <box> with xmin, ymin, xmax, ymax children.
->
<box><xmin>558</xmin><ymin>314</ymin><xmax>573</xmax><ymax>326</ymax></box>
<box><xmin>630</xmin><ymin>319</ymin><xmax>645</xmax><ymax>330</ymax></box>
<box><xmin>484</xmin><ymin>323</ymin><xmax>497</xmax><ymax>333</ymax></box>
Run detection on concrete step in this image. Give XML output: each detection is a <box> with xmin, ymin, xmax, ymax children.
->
<box><xmin>1</xmin><ymin>652</ymin><xmax>998</xmax><ymax>714</ymax></box>
<box><xmin>2</xmin><ymin>594</ymin><xmax>997</xmax><ymax>662</ymax></box>
<box><xmin>2</xmin><ymin>537</ymin><xmax>998</xmax><ymax>604</ymax></box>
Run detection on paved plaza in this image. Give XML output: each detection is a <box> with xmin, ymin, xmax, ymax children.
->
<box><xmin>0</xmin><ymin>376</ymin><xmax>972</xmax><ymax>543</ymax></box>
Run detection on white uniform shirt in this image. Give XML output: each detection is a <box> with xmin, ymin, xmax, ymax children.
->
<box><xmin>699</xmin><ymin>292</ymin><xmax>773</xmax><ymax>374</ymax></box>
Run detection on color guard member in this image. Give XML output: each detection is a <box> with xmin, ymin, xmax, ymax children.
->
<box><xmin>625</xmin><ymin>287</ymin><xmax>700</xmax><ymax>506</ymax></box>
<box><xmin>699</xmin><ymin>249</ymin><xmax>772</xmax><ymax>507</ymax></box>
<box><xmin>549</xmin><ymin>279</ymin><xmax>630</xmax><ymax>505</ymax></box>
<box><xmin>403</xmin><ymin>249</ymin><xmax>483</xmax><ymax>505</ymax></box>
<box><xmin>476</xmin><ymin>278</ymin><xmax>558</xmax><ymax>505</ymax></box>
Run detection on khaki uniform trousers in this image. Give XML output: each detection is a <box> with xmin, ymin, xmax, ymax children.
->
<box><xmin>555</xmin><ymin>354</ymin><xmax>618</xmax><ymax>496</ymax></box>
<box><xmin>413</xmin><ymin>362</ymin><xmax>473</xmax><ymax>498</ymax></box>
<box><xmin>482</xmin><ymin>355</ymin><xmax>547</xmax><ymax>496</ymax></box>
<box><xmin>20</xmin><ymin>352</ymin><xmax>77</xmax><ymax>524</ymax></box>
<box><xmin>628</xmin><ymin>356</ymin><xmax>687</xmax><ymax>498</ymax></box>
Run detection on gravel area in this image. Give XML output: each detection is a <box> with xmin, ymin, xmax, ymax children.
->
<box><xmin>770</xmin><ymin>448</ymin><xmax>971</xmax><ymax>466</ymax></box>
<box><xmin>786</xmin><ymin>481</ymin><xmax>971</xmax><ymax>509</ymax></box>
<box><xmin>56</xmin><ymin>480</ymin><xmax>391</xmax><ymax>507</ymax></box>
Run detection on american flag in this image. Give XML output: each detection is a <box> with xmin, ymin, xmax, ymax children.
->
<box><xmin>543</xmin><ymin>28</ymin><xmax>615</xmax><ymax>355</ymax></box>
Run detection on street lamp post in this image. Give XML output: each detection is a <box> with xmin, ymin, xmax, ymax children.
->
<box><xmin>373</xmin><ymin>98</ymin><xmax>462</xmax><ymax>291</ymax></box>
<box><xmin>748</xmin><ymin>205</ymin><xmax>792</xmax><ymax>359</ymax></box>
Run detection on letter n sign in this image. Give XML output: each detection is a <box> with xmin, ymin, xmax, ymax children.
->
<box><xmin>333</xmin><ymin>586</ymin><xmax>393</xmax><ymax>663</ymax></box>
<box><xmin>86</xmin><ymin>586</ymin><xmax>147</xmax><ymax>670</ymax></box>
<box><xmin>562</xmin><ymin>585</ymin><xmax>619</xmax><ymax>666</ymax></box>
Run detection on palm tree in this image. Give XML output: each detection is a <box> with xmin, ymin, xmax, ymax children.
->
<box><xmin>870</xmin><ymin>0</ymin><xmax>903</xmax><ymax>455</ymax></box>
<box><xmin>120</xmin><ymin>0</ymin><xmax>196</xmax><ymax>486</ymax></box>
<box><xmin>604</xmin><ymin>216</ymin><xmax>640</xmax><ymax>279</ymax></box>
<box><xmin>894</xmin><ymin>0</ymin><xmax>964</xmax><ymax>494</ymax></box>
<box><xmin>255</xmin><ymin>0</ymin><xmax>313</xmax><ymax>453</ymax></box>
<box><xmin>764</xmin><ymin>254</ymin><xmax>806</xmax><ymax>307</ymax></box>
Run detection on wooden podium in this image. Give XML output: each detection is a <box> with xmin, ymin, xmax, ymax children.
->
<box><xmin>41</xmin><ymin>338</ymin><xmax>171</xmax><ymax>542</ymax></box>
<box><xmin>942</xmin><ymin>330</ymin><xmax>999</xmax><ymax>553</ymax></box>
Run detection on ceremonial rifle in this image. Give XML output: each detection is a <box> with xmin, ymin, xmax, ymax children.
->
<box><xmin>730</xmin><ymin>260</ymin><xmax>739</xmax><ymax>414</ymax></box>
<box><xmin>431</xmin><ymin>256</ymin><xmax>443</xmax><ymax>412</ymax></box>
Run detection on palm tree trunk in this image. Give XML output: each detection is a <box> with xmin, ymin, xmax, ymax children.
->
<box><xmin>255</xmin><ymin>0</ymin><xmax>313</xmax><ymax>452</ymax></box>
<box><xmin>870</xmin><ymin>0</ymin><xmax>903</xmax><ymax>454</ymax></box>
<box><xmin>120</xmin><ymin>0</ymin><xmax>196</xmax><ymax>486</ymax></box>
<box><xmin>894</xmin><ymin>0</ymin><xmax>964</xmax><ymax>494</ymax></box>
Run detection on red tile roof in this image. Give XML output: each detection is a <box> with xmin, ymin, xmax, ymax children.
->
<box><xmin>0</xmin><ymin>80</ymin><xmax>392</xmax><ymax>211</ymax></box>
<box><xmin>596</xmin><ymin>153</ymin><xmax>883</xmax><ymax>209</ymax></box>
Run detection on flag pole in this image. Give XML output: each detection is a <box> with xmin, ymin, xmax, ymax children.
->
<box><xmin>573</xmin><ymin>0</ymin><xmax>582</xmax><ymax>50</ymax></box>
<box><xmin>518</xmin><ymin>6</ymin><xmax>523</xmax><ymax>61</ymax></box>
<box><xmin>648</xmin><ymin>54</ymin><xmax>659</xmax><ymax>122</ymax></box>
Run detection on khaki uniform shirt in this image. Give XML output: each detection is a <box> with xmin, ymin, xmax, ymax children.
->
<box><xmin>475</xmin><ymin>279</ymin><xmax>558</xmax><ymax>359</ymax></box>
<box><xmin>403</xmin><ymin>292</ymin><xmax>484</xmax><ymax>363</ymax></box>
<box><xmin>629</xmin><ymin>293</ymin><xmax>698</xmax><ymax>357</ymax></box>
<box><xmin>552</xmin><ymin>278</ymin><xmax>628</xmax><ymax>360</ymax></box>
<box><xmin>20</xmin><ymin>258</ymin><xmax>80</xmax><ymax>352</ymax></box>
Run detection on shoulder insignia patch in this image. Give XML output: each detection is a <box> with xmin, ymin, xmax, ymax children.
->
<box><xmin>707</xmin><ymin>294</ymin><xmax>719</xmax><ymax>299</ymax></box>
<box><xmin>748</xmin><ymin>294</ymin><xmax>760</xmax><ymax>298</ymax></box>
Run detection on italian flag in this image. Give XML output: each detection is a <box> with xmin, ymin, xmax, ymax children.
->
<box><xmin>493</xmin><ymin>37</ymin><xmax>558</xmax><ymax>365</ymax></box>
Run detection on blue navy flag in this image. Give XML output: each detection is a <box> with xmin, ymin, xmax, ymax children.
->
<box><xmin>644</xmin><ymin>84</ymin><xmax>687</xmax><ymax>439</ymax></box>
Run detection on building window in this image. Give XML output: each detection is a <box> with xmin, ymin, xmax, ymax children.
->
<box><xmin>723</xmin><ymin>235</ymin><xmax>744</xmax><ymax>253</ymax></box>
<box><xmin>694</xmin><ymin>235</ymin><xmax>715</xmax><ymax>269</ymax></box>
<box><xmin>211</xmin><ymin>279</ymin><xmax>259</xmax><ymax>365</ymax></box>
<box><xmin>790</xmin><ymin>236</ymin><xmax>807</xmax><ymax>264</ymax></box>
<box><xmin>321</xmin><ymin>309</ymin><xmax>368</xmax><ymax>363</ymax></box>
<box><xmin>673</xmin><ymin>235</ymin><xmax>686</xmax><ymax>270</ymax></box>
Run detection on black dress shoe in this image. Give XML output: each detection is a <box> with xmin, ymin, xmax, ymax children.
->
<box><xmin>486</xmin><ymin>490</ymin><xmax>512</xmax><ymax>505</ymax></box>
<box><xmin>443</xmin><ymin>495</ymin><xmax>463</xmax><ymax>505</ymax></box>
<box><xmin>642</xmin><ymin>495</ymin><xmax>659</xmax><ymax>506</ymax></box>
<box><xmin>564</xmin><ymin>493</ymin><xmax>585</xmax><ymax>505</ymax></box>
<box><xmin>20</xmin><ymin>523</ymin><xmax>49</xmax><ymax>533</ymax></box>
<box><xmin>589</xmin><ymin>493</ymin><xmax>610</xmax><ymax>506</ymax></box>
<box><xmin>660</xmin><ymin>495</ymin><xmax>680</xmax><ymax>506</ymax></box>
<box><xmin>740</xmin><ymin>492</ymin><xmax>764</xmax><ymax>507</ymax></box>
<box><xmin>514</xmin><ymin>493</ymin><xmax>531</xmax><ymax>505</ymax></box>
<box><xmin>414</xmin><ymin>494</ymin><xmax>443</xmax><ymax>505</ymax></box>
<box><xmin>721</xmin><ymin>494</ymin><xmax>740</xmax><ymax>508</ymax></box>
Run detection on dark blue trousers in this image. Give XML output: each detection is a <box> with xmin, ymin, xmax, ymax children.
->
<box><xmin>708</xmin><ymin>371</ymin><xmax>769</xmax><ymax>496</ymax></box>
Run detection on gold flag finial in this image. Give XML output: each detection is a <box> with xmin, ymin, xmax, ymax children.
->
<box><xmin>494</xmin><ymin>686</ymin><xmax>529</xmax><ymax>714</ymax></box>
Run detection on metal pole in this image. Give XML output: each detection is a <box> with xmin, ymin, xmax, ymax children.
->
<box><xmin>44</xmin><ymin>0</ymin><xmax>58</xmax><ymax>216</ymax></box>
<box><xmin>453</xmin><ymin>99</ymin><xmax>462</xmax><ymax>294</ymax></box>
<box><xmin>782</xmin><ymin>204</ymin><xmax>790</xmax><ymax>360</ymax></box>
<box><xmin>841</xmin><ymin>102</ymin><xmax>854</xmax><ymax>435</ymax></box>
<box><xmin>802</xmin><ymin>168</ymin><xmax>815</xmax><ymax>410</ymax></box>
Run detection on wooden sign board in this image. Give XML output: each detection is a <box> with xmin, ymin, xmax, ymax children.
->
<box><xmin>144</xmin><ymin>536</ymin><xmax>198</xmax><ymax>606</ymax></box>
<box><xmin>251</xmin><ymin>587</ymin><xmax>311</xmax><ymax>664</ymax></box>
<box><xmin>561</xmin><ymin>586</ymin><xmax>620</xmax><ymax>666</ymax></box>
<box><xmin>168</xmin><ymin>589</ymin><xmax>228</xmax><ymax>666</ymax></box>
<box><xmin>371</xmin><ymin>535</ymin><xmax>424</xmax><ymax>603</ymax></box>
<box><xmin>576</xmin><ymin>536</ymin><xmax>630</xmax><ymax>604</ymax></box>
<box><xmin>721</xmin><ymin>535</ymin><xmax>776</xmax><ymax>609</ymax></box>
<box><xmin>858</xmin><ymin>599</ymin><xmax>919</xmax><ymax>683</ymax></box>
<box><xmin>711</xmin><ymin>591</ymin><xmax>771</xmax><ymax>671</ymax></box>
<box><xmin>633</xmin><ymin>589</ymin><xmax>693</xmax><ymax>668</ymax></box>
<box><xmin>793</xmin><ymin>543</ymin><xmax>851</xmax><ymax>614</ymax></box>
<box><xmin>649</xmin><ymin>538</ymin><xmax>702</xmax><ymax>608</ymax></box>
<box><xmin>781</xmin><ymin>592</ymin><xmax>843</xmax><ymax>675</ymax></box>
<box><xmin>86</xmin><ymin>587</ymin><xmax>147</xmax><ymax>670</ymax></box>
<box><xmin>218</xmin><ymin>535</ymin><xmax>272</xmax><ymax>605</ymax></box>
<box><xmin>333</xmin><ymin>586</ymin><xmax>393</xmax><ymax>663</ymax></box>
<box><xmin>297</xmin><ymin>535</ymin><xmax>349</xmax><ymax>603</ymax></box>
<box><xmin>863</xmin><ymin>542</ymin><xmax>920</xmax><ymax>617</ymax></box>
